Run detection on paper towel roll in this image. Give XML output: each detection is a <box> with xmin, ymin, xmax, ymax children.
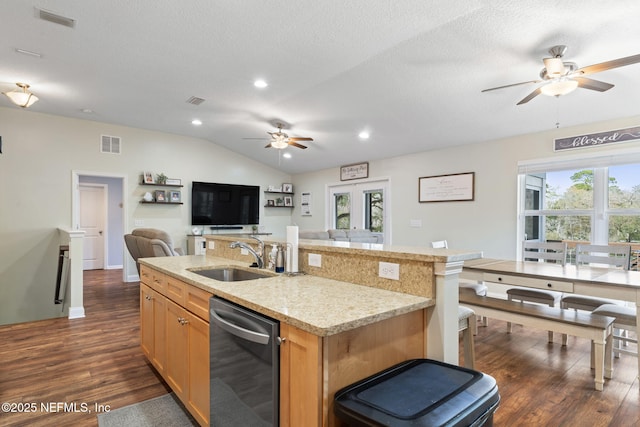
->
<box><xmin>286</xmin><ymin>226</ymin><xmax>299</xmax><ymax>273</ymax></box>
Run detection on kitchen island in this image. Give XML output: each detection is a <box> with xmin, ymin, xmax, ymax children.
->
<box><xmin>139</xmin><ymin>238</ymin><xmax>482</xmax><ymax>427</ymax></box>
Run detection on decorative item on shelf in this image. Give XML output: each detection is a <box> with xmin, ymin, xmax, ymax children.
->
<box><xmin>155</xmin><ymin>190</ymin><xmax>166</xmax><ymax>202</ymax></box>
<box><xmin>251</xmin><ymin>225</ymin><xmax>258</xmax><ymax>234</ymax></box>
<box><xmin>276</xmin><ymin>197</ymin><xmax>284</xmax><ymax>206</ymax></box>
<box><xmin>166</xmin><ymin>178</ymin><xmax>181</xmax><ymax>185</ymax></box>
<box><xmin>143</xmin><ymin>171</ymin><xmax>155</xmax><ymax>184</ymax></box>
<box><xmin>169</xmin><ymin>190</ymin><xmax>181</xmax><ymax>203</ymax></box>
<box><xmin>143</xmin><ymin>191</ymin><xmax>153</xmax><ymax>202</ymax></box>
<box><xmin>282</xmin><ymin>183</ymin><xmax>293</xmax><ymax>193</ymax></box>
<box><xmin>156</xmin><ymin>173</ymin><xmax>167</xmax><ymax>185</ymax></box>
<box><xmin>284</xmin><ymin>196</ymin><xmax>293</xmax><ymax>206</ymax></box>
<box><xmin>267</xmin><ymin>200</ymin><xmax>275</xmax><ymax>206</ymax></box>
<box><xmin>192</xmin><ymin>227</ymin><xmax>202</xmax><ymax>235</ymax></box>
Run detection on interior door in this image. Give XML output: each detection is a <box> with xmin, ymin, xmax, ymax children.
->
<box><xmin>80</xmin><ymin>184</ymin><xmax>106</xmax><ymax>270</ymax></box>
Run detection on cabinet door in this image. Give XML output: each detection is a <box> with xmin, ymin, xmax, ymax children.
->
<box><xmin>151</xmin><ymin>290</ymin><xmax>167</xmax><ymax>373</ymax></box>
<box><xmin>140</xmin><ymin>284</ymin><xmax>154</xmax><ymax>359</ymax></box>
<box><xmin>165</xmin><ymin>299</ymin><xmax>188</xmax><ymax>400</ymax></box>
<box><xmin>280</xmin><ymin>323</ymin><xmax>322</xmax><ymax>427</ymax></box>
<box><xmin>187</xmin><ymin>313</ymin><xmax>210</xmax><ymax>426</ymax></box>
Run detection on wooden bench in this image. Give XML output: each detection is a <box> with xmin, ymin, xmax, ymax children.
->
<box><xmin>460</xmin><ymin>293</ymin><xmax>615</xmax><ymax>391</ymax></box>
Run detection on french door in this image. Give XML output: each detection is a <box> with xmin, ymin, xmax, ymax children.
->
<box><xmin>328</xmin><ymin>179</ymin><xmax>389</xmax><ymax>243</ymax></box>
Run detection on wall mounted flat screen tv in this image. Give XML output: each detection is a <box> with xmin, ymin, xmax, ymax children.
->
<box><xmin>191</xmin><ymin>181</ymin><xmax>260</xmax><ymax>226</ymax></box>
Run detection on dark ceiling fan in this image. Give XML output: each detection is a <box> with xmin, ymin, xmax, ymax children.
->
<box><xmin>482</xmin><ymin>45</ymin><xmax>640</xmax><ymax>105</ymax></box>
<box><xmin>244</xmin><ymin>122</ymin><xmax>314</xmax><ymax>149</ymax></box>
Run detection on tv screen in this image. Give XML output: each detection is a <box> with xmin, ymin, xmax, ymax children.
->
<box><xmin>191</xmin><ymin>182</ymin><xmax>260</xmax><ymax>226</ymax></box>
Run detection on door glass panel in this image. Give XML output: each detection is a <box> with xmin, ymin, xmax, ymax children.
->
<box><xmin>334</xmin><ymin>193</ymin><xmax>350</xmax><ymax>229</ymax></box>
<box><xmin>364</xmin><ymin>190</ymin><xmax>383</xmax><ymax>232</ymax></box>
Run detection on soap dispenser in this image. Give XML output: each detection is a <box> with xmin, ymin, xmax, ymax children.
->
<box><xmin>275</xmin><ymin>244</ymin><xmax>285</xmax><ymax>273</ymax></box>
<box><xmin>268</xmin><ymin>244</ymin><xmax>278</xmax><ymax>271</ymax></box>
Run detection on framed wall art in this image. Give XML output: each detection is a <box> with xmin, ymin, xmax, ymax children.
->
<box><xmin>419</xmin><ymin>172</ymin><xmax>474</xmax><ymax>202</ymax></box>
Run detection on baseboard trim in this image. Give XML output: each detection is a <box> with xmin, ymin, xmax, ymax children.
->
<box><xmin>68</xmin><ymin>306</ymin><xmax>85</xmax><ymax>319</ymax></box>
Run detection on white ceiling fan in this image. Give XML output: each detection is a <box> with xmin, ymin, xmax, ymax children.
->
<box><xmin>482</xmin><ymin>45</ymin><xmax>640</xmax><ymax>105</ymax></box>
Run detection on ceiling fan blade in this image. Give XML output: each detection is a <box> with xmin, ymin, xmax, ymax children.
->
<box><xmin>288</xmin><ymin>137</ymin><xmax>313</xmax><ymax>141</ymax></box>
<box><xmin>264</xmin><ymin>143</ymin><xmax>272</xmax><ymax>148</ymax></box>
<box><xmin>482</xmin><ymin>80</ymin><xmax>541</xmax><ymax>92</ymax></box>
<box><xmin>576</xmin><ymin>53</ymin><xmax>640</xmax><ymax>76</ymax></box>
<box><xmin>574</xmin><ymin>77</ymin><xmax>614</xmax><ymax>92</ymax></box>
<box><xmin>289</xmin><ymin>142</ymin><xmax>307</xmax><ymax>149</ymax></box>
<box><xmin>516</xmin><ymin>87</ymin><xmax>542</xmax><ymax>105</ymax></box>
<box><xmin>242</xmin><ymin>137</ymin><xmax>268</xmax><ymax>140</ymax></box>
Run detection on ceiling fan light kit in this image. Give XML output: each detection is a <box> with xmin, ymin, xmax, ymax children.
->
<box><xmin>3</xmin><ymin>82</ymin><xmax>39</xmax><ymax>108</ymax></box>
<box><xmin>482</xmin><ymin>45</ymin><xmax>640</xmax><ymax>105</ymax></box>
<box><xmin>540</xmin><ymin>78</ymin><xmax>579</xmax><ymax>97</ymax></box>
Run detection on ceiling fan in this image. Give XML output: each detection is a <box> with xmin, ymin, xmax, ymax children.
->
<box><xmin>244</xmin><ymin>123</ymin><xmax>314</xmax><ymax>149</ymax></box>
<box><xmin>482</xmin><ymin>45</ymin><xmax>640</xmax><ymax>105</ymax></box>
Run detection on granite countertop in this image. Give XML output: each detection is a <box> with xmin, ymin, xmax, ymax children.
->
<box><xmin>139</xmin><ymin>255</ymin><xmax>433</xmax><ymax>337</ymax></box>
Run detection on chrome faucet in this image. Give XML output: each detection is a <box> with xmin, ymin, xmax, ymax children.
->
<box><xmin>229</xmin><ymin>237</ymin><xmax>264</xmax><ymax>268</ymax></box>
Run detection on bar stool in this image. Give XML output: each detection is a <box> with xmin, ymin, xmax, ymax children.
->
<box><xmin>458</xmin><ymin>306</ymin><xmax>476</xmax><ymax>369</ymax></box>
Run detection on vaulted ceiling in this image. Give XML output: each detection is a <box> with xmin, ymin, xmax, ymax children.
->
<box><xmin>2</xmin><ymin>0</ymin><xmax>640</xmax><ymax>174</ymax></box>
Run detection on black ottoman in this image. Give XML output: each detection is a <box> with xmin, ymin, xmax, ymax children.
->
<box><xmin>334</xmin><ymin>359</ymin><xmax>499</xmax><ymax>427</ymax></box>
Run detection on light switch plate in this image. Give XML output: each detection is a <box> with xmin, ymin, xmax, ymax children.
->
<box><xmin>308</xmin><ymin>253</ymin><xmax>322</xmax><ymax>267</ymax></box>
<box><xmin>379</xmin><ymin>262</ymin><xmax>400</xmax><ymax>280</ymax></box>
<box><xmin>208</xmin><ymin>241</ymin><xmax>215</xmax><ymax>249</ymax></box>
<box><xmin>410</xmin><ymin>219</ymin><xmax>422</xmax><ymax>228</ymax></box>
<box><xmin>134</xmin><ymin>219</ymin><xmax>144</xmax><ymax>226</ymax></box>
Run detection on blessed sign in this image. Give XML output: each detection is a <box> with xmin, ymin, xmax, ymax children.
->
<box><xmin>554</xmin><ymin>126</ymin><xmax>640</xmax><ymax>151</ymax></box>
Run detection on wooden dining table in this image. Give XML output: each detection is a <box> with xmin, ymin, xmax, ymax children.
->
<box><xmin>461</xmin><ymin>258</ymin><xmax>640</xmax><ymax>385</ymax></box>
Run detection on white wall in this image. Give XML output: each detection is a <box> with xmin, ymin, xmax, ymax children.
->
<box><xmin>291</xmin><ymin>114</ymin><xmax>640</xmax><ymax>259</ymax></box>
<box><xmin>0</xmin><ymin>107</ymin><xmax>292</xmax><ymax>325</ymax></box>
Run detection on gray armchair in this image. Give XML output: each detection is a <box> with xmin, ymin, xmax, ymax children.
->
<box><xmin>124</xmin><ymin>228</ymin><xmax>183</xmax><ymax>273</ymax></box>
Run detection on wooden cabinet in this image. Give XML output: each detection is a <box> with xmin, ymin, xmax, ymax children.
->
<box><xmin>140</xmin><ymin>283</ymin><xmax>166</xmax><ymax>374</ymax></box>
<box><xmin>279</xmin><ymin>309</ymin><xmax>426</xmax><ymax>427</ymax></box>
<box><xmin>140</xmin><ymin>268</ymin><xmax>211</xmax><ymax>426</ymax></box>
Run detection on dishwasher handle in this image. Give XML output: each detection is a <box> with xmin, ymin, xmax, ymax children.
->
<box><xmin>210</xmin><ymin>308</ymin><xmax>270</xmax><ymax>345</ymax></box>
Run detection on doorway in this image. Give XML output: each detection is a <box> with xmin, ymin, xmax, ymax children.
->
<box><xmin>327</xmin><ymin>179</ymin><xmax>390</xmax><ymax>243</ymax></box>
<box><xmin>72</xmin><ymin>171</ymin><xmax>128</xmax><ymax>281</ymax></box>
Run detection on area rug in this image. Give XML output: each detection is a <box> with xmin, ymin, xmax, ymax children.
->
<box><xmin>97</xmin><ymin>393</ymin><xmax>199</xmax><ymax>427</ymax></box>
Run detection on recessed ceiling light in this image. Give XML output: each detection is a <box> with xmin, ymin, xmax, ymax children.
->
<box><xmin>358</xmin><ymin>131</ymin><xmax>370</xmax><ymax>140</ymax></box>
<box><xmin>254</xmin><ymin>79</ymin><xmax>268</xmax><ymax>88</ymax></box>
<box><xmin>282</xmin><ymin>152</ymin><xmax>292</xmax><ymax>159</ymax></box>
<box><xmin>191</xmin><ymin>119</ymin><xmax>202</xmax><ymax>126</ymax></box>
<box><xmin>81</xmin><ymin>108</ymin><xmax>93</xmax><ymax>114</ymax></box>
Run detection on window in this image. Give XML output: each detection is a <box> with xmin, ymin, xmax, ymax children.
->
<box><xmin>519</xmin><ymin>156</ymin><xmax>640</xmax><ymax>269</ymax></box>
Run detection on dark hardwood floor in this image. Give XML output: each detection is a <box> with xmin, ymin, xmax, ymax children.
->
<box><xmin>0</xmin><ymin>269</ymin><xmax>169</xmax><ymax>427</ymax></box>
<box><xmin>0</xmin><ymin>269</ymin><xmax>638</xmax><ymax>426</ymax></box>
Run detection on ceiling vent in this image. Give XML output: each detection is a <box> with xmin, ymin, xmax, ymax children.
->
<box><xmin>101</xmin><ymin>135</ymin><xmax>121</xmax><ymax>154</ymax></box>
<box><xmin>36</xmin><ymin>8</ymin><xmax>76</xmax><ymax>28</ymax></box>
<box><xmin>186</xmin><ymin>96</ymin><xmax>205</xmax><ymax>106</ymax></box>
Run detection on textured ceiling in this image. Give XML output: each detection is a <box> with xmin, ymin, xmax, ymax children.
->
<box><xmin>2</xmin><ymin>0</ymin><xmax>640</xmax><ymax>174</ymax></box>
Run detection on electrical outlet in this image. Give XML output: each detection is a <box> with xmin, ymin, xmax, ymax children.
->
<box><xmin>208</xmin><ymin>241</ymin><xmax>215</xmax><ymax>249</ymax></box>
<box><xmin>308</xmin><ymin>253</ymin><xmax>322</xmax><ymax>267</ymax></box>
<box><xmin>240</xmin><ymin>248</ymin><xmax>249</xmax><ymax>256</ymax></box>
<box><xmin>134</xmin><ymin>219</ymin><xmax>144</xmax><ymax>226</ymax></box>
<box><xmin>379</xmin><ymin>262</ymin><xmax>400</xmax><ymax>280</ymax></box>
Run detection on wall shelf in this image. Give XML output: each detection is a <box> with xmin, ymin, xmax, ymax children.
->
<box><xmin>141</xmin><ymin>182</ymin><xmax>183</xmax><ymax>188</ymax></box>
<box><xmin>140</xmin><ymin>201</ymin><xmax>183</xmax><ymax>205</ymax></box>
<box><xmin>264</xmin><ymin>191</ymin><xmax>294</xmax><ymax>208</ymax></box>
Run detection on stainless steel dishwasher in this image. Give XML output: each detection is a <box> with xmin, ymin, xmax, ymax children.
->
<box><xmin>209</xmin><ymin>296</ymin><xmax>279</xmax><ymax>426</ymax></box>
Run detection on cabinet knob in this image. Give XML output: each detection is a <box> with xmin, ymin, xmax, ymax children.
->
<box><xmin>277</xmin><ymin>337</ymin><xmax>286</xmax><ymax>345</ymax></box>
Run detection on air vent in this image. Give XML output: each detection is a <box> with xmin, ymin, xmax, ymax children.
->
<box><xmin>101</xmin><ymin>135</ymin><xmax>121</xmax><ymax>154</ymax></box>
<box><xmin>36</xmin><ymin>8</ymin><xmax>76</xmax><ymax>28</ymax></box>
<box><xmin>186</xmin><ymin>96</ymin><xmax>205</xmax><ymax>105</ymax></box>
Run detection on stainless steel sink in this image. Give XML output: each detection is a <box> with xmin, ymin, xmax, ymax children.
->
<box><xmin>192</xmin><ymin>267</ymin><xmax>274</xmax><ymax>282</ymax></box>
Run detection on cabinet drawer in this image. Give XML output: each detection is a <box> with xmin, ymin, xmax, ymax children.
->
<box><xmin>165</xmin><ymin>276</ymin><xmax>187</xmax><ymax>305</ymax></box>
<box><xmin>141</xmin><ymin>265</ymin><xmax>167</xmax><ymax>293</ymax></box>
<box><xmin>484</xmin><ymin>272</ymin><xmax>574</xmax><ymax>292</ymax></box>
<box><xmin>185</xmin><ymin>285</ymin><xmax>213</xmax><ymax>322</ymax></box>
